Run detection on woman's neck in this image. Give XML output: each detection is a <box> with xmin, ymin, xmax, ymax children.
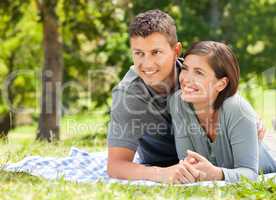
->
<box><xmin>193</xmin><ymin>103</ymin><xmax>214</xmax><ymax>120</ymax></box>
<box><xmin>193</xmin><ymin>103</ymin><xmax>219</xmax><ymax>142</ymax></box>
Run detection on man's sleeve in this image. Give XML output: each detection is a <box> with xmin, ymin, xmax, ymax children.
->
<box><xmin>107</xmin><ymin>87</ymin><xmax>147</xmax><ymax>151</ymax></box>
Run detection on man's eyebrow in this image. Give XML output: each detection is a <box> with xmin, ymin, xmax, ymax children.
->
<box><xmin>132</xmin><ymin>48</ymin><xmax>162</xmax><ymax>52</ymax></box>
<box><xmin>151</xmin><ymin>48</ymin><xmax>162</xmax><ymax>51</ymax></box>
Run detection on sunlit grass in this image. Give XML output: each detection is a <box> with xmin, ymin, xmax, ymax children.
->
<box><xmin>0</xmin><ymin>90</ymin><xmax>276</xmax><ymax>199</ymax></box>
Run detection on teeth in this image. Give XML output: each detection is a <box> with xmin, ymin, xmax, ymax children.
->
<box><xmin>184</xmin><ymin>87</ymin><xmax>198</xmax><ymax>93</ymax></box>
<box><xmin>144</xmin><ymin>71</ymin><xmax>157</xmax><ymax>75</ymax></box>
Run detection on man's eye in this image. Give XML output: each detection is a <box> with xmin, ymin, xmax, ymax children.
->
<box><xmin>134</xmin><ymin>52</ymin><xmax>143</xmax><ymax>56</ymax></box>
<box><xmin>152</xmin><ymin>50</ymin><xmax>161</xmax><ymax>55</ymax></box>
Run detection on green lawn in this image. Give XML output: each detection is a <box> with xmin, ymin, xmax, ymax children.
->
<box><xmin>0</xmin><ymin>90</ymin><xmax>276</xmax><ymax>199</ymax></box>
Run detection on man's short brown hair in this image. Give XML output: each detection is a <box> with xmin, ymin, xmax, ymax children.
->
<box><xmin>129</xmin><ymin>9</ymin><xmax>177</xmax><ymax>47</ymax></box>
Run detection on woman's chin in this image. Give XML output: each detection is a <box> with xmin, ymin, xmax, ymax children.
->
<box><xmin>181</xmin><ymin>93</ymin><xmax>199</xmax><ymax>103</ymax></box>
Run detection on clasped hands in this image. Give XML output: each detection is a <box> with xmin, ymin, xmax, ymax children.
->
<box><xmin>161</xmin><ymin>150</ymin><xmax>223</xmax><ymax>184</ymax></box>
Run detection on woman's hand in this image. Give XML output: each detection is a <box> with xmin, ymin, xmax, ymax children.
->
<box><xmin>185</xmin><ymin>150</ymin><xmax>224</xmax><ymax>181</ymax></box>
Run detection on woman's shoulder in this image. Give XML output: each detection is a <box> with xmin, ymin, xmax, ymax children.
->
<box><xmin>221</xmin><ymin>93</ymin><xmax>257</xmax><ymax>123</ymax></box>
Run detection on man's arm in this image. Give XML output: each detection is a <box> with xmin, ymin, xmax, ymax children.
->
<box><xmin>107</xmin><ymin>147</ymin><xmax>156</xmax><ymax>180</ymax></box>
<box><xmin>107</xmin><ymin>147</ymin><xmax>200</xmax><ymax>184</ymax></box>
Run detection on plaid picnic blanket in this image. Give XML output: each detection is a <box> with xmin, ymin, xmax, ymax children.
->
<box><xmin>2</xmin><ymin>147</ymin><xmax>276</xmax><ymax>186</ymax></box>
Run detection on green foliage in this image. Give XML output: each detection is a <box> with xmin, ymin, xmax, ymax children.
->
<box><xmin>129</xmin><ymin>0</ymin><xmax>276</xmax><ymax>87</ymax></box>
<box><xmin>0</xmin><ymin>1</ymin><xmax>42</xmax><ymax>116</ymax></box>
<box><xmin>60</xmin><ymin>0</ymin><xmax>132</xmax><ymax>109</ymax></box>
<box><xmin>0</xmin><ymin>0</ymin><xmax>275</xmax><ymax>123</ymax></box>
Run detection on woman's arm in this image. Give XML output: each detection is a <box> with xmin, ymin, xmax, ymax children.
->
<box><xmin>185</xmin><ymin>97</ymin><xmax>259</xmax><ymax>182</ymax></box>
<box><xmin>221</xmin><ymin>115</ymin><xmax>259</xmax><ymax>182</ymax></box>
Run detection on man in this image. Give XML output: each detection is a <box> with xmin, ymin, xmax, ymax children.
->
<box><xmin>107</xmin><ymin>9</ymin><xmax>265</xmax><ymax>184</ymax></box>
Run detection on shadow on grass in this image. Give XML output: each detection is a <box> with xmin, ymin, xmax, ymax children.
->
<box><xmin>0</xmin><ymin>170</ymin><xmax>42</xmax><ymax>184</ymax></box>
<box><xmin>63</xmin><ymin>132</ymin><xmax>106</xmax><ymax>148</ymax></box>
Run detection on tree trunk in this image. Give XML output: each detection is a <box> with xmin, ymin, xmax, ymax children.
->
<box><xmin>36</xmin><ymin>0</ymin><xmax>63</xmax><ymax>142</ymax></box>
<box><xmin>0</xmin><ymin>112</ymin><xmax>13</xmax><ymax>140</ymax></box>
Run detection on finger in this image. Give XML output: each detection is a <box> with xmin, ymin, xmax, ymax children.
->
<box><xmin>178</xmin><ymin>165</ymin><xmax>196</xmax><ymax>183</ymax></box>
<box><xmin>170</xmin><ymin>170</ymin><xmax>187</xmax><ymax>184</ymax></box>
<box><xmin>257</xmin><ymin>127</ymin><xmax>264</xmax><ymax>139</ymax></box>
<box><xmin>183</xmin><ymin>156</ymin><xmax>197</xmax><ymax>164</ymax></box>
<box><xmin>183</xmin><ymin>162</ymin><xmax>200</xmax><ymax>181</ymax></box>
<box><xmin>258</xmin><ymin>128</ymin><xmax>265</xmax><ymax>140</ymax></box>
<box><xmin>174</xmin><ymin>165</ymin><xmax>191</xmax><ymax>183</ymax></box>
<box><xmin>188</xmin><ymin>157</ymin><xmax>198</xmax><ymax>164</ymax></box>
<box><xmin>187</xmin><ymin>150</ymin><xmax>206</xmax><ymax>162</ymax></box>
<box><xmin>176</xmin><ymin>172</ymin><xmax>189</xmax><ymax>184</ymax></box>
<box><xmin>256</xmin><ymin>117</ymin><xmax>266</xmax><ymax>138</ymax></box>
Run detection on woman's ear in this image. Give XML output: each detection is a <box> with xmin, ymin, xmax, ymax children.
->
<box><xmin>216</xmin><ymin>77</ymin><xmax>229</xmax><ymax>92</ymax></box>
<box><xmin>175</xmin><ymin>42</ymin><xmax>182</xmax><ymax>57</ymax></box>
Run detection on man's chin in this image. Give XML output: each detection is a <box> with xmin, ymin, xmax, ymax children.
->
<box><xmin>143</xmin><ymin>79</ymin><xmax>159</xmax><ymax>87</ymax></box>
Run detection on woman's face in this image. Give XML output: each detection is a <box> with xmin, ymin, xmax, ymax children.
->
<box><xmin>179</xmin><ymin>54</ymin><xmax>226</xmax><ymax>108</ymax></box>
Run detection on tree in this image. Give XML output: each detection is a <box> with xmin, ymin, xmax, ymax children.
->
<box><xmin>36</xmin><ymin>0</ymin><xmax>63</xmax><ymax>141</ymax></box>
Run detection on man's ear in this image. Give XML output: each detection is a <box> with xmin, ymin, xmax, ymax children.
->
<box><xmin>216</xmin><ymin>77</ymin><xmax>229</xmax><ymax>92</ymax></box>
<box><xmin>175</xmin><ymin>42</ymin><xmax>182</xmax><ymax>57</ymax></box>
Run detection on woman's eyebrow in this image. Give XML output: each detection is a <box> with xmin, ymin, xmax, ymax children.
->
<box><xmin>194</xmin><ymin>67</ymin><xmax>206</xmax><ymax>73</ymax></box>
<box><xmin>181</xmin><ymin>63</ymin><xmax>206</xmax><ymax>73</ymax></box>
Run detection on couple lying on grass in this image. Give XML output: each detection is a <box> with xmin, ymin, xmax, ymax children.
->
<box><xmin>107</xmin><ymin>9</ymin><xmax>276</xmax><ymax>184</ymax></box>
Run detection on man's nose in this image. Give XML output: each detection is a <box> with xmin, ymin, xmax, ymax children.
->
<box><xmin>142</xmin><ymin>54</ymin><xmax>154</xmax><ymax>68</ymax></box>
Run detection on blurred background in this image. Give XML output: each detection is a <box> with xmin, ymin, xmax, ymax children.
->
<box><xmin>0</xmin><ymin>0</ymin><xmax>275</xmax><ymax>144</ymax></box>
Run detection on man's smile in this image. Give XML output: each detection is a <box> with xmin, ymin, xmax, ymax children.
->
<box><xmin>142</xmin><ymin>70</ymin><xmax>159</xmax><ymax>76</ymax></box>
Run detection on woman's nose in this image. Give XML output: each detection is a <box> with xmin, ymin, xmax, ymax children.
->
<box><xmin>179</xmin><ymin>71</ymin><xmax>190</xmax><ymax>84</ymax></box>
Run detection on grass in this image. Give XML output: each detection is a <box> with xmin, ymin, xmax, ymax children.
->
<box><xmin>0</xmin><ymin>90</ymin><xmax>276</xmax><ymax>199</ymax></box>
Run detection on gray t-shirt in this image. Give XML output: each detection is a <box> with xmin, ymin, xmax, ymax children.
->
<box><xmin>108</xmin><ymin>61</ymin><xmax>182</xmax><ymax>167</ymax></box>
<box><xmin>169</xmin><ymin>91</ymin><xmax>276</xmax><ymax>182</ymax></box>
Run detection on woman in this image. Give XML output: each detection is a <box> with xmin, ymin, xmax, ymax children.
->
<box><xmin>169</xmin><ymin>41</ymin><xmax>276</xmax><ymax>183</ymax></box>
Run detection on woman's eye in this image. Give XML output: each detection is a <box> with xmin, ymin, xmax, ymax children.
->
<box><xmin>195</xmin><ymin>70</ymin><xmax>204</xmax><ymax>75</ymax></box>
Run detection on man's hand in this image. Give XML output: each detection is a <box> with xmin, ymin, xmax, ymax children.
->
<box><xmin>257</xmin><ymin>117</ymin><xmax>266</xmax><ymax>141</ymax></box>
<box><xmin>157</xmin><ymin>161</ymin><xmax>201</xmax><ymax>184</ymax></box>
<box><xmin>185</xmin><ymin>150</ymin><xmax>224</xmax><ymax>181</ymax></box>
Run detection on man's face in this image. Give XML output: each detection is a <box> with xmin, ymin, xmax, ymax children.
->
<box><xmin>130</xmin><ymin>33</ymin><xmax>179</xmax><ymax>90</ymax></box>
